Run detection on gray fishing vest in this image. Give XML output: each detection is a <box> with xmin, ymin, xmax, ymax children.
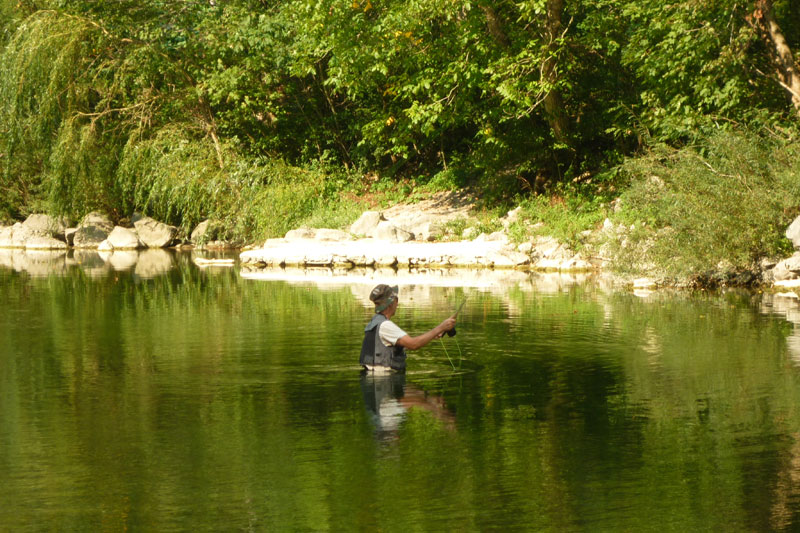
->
<box><xmin>359</xmin><ymin>314</ymin><xmax>407</xmax><ymax>371</ymax></box>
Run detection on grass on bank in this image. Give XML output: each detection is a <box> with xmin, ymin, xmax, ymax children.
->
<box><xmin>609</xmin><ymin>130</ymin><xmax>800</xmax><ymax>279</ymax></box>
<box><xmin>5</xmin><ymin>111</ymin><xmax>800</xmax><ymax>284</ymax></box>
<box><xmin>428</xmin><ymin>128</ymin><xmax>800</xmax><ymax>282</ymax></box>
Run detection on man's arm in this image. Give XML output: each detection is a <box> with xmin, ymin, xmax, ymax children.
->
<box><xmin>396</xmin><ymin>317</ymin><xmax>457</xmax><ymax>350</ymax></box>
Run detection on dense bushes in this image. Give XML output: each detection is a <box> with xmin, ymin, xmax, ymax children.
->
<box><xmin>1</xmin><ymin>1</ymin><xmax>799</xmax><ymax>254</ymax></box>
<box><xmin>612</xmin><ymin>130</ymin><xmax>800</xmax><ymax>277</ymax></box>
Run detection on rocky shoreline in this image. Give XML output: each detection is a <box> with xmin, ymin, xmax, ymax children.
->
<box><xmin>240</xmin><ymin>200</ymin><xmax>597</xmax><ymax>273</ymax></box>
<box><xmin>0</xmin><ymin>211</ymin><xmax>239</xmax><ymax>251</ymax></box>
<box><xmin>4</xmin><ymin>196</ymin><xmax>800</xmax><ymax>294</ymax></box>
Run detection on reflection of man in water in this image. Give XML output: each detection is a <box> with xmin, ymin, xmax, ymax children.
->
<box><xmin>360</xmin><ymin>373</ymin><xmax>454</xmax><ymax>441</ymax></box>
<box><xmin>359</xmin><ymin>284</ymin><xmax>456</xmax><ymax>373</ymax></box>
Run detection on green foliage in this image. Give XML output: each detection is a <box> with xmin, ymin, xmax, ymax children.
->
<box><xmin>516</xmin><ymin>187</ymin><xmax>609</xmax><ymax>248</ymax></box>
<box><xmin>619</xmin><ymin>0</ymin><xmax>790</xmax><ymax>143</ymax></box>
<box><xmin>117</xmin><ymin>128</ymin><xmax>359</xmax><ymax>241</ymax></box>
<box><xmin>2</xmin><ymin>0</ymin><xmax>800</xmax><ymax>253</ymax></box>
<box><xmin>612</xmin><ymin>129</ymin><xmax>800</xmax><ymax>277</ymax></box>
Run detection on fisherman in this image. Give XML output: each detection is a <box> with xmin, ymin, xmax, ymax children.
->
<box><xmin>360</xmin><ymin>284</ymin><xmax>457</xmax><ymax>373</ymax></box>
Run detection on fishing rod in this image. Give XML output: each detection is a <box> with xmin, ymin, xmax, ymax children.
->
<box><xmin>440</xmin><ymin>297</ymin><xmax>466</xmax><ymax>370</ymax></box>
<box><xmin>446</xmin><ymin>298</ymin><xmax>467</xmax><ymax>337</ymax></box>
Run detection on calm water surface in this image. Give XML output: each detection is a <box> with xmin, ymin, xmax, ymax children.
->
<box><xmin>3</xmin><ymin>251</ymin><xmax>800</xmax><ymax>531</ymax></box>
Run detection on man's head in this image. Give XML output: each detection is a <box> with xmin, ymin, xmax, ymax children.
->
<box><xmin>370</xmin><ymin>284</ymin><xmax>399</xmax><ymax>314</ymax></box>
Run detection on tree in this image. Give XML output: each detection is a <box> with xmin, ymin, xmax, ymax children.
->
<box><xmin>752</xmin><ymin>0</ymin><xmax>800</xmax><ymax>114</ymax></box>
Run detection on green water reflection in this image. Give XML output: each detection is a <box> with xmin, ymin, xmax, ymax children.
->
<box><xmin>2</xmin><ymin>256</ymin><xmax>800</xmax><ymax>531</ymax></box>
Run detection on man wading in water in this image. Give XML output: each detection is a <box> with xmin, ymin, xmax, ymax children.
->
<box><xmin>360</xmin><ymin>284</ymin><xmax>457</xmax><ymax>373</ymax></box>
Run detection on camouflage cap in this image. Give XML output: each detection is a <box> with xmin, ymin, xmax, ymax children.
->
<box><xmin>370</xmin><ymin>284</ymin><xmax>399</xmax><ymax>313</ymax></box>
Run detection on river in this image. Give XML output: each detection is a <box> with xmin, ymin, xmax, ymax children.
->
<box><xmin>2</xmin><ymin>249</ymin><xmax>800</xmax><ymax>531</ymax></box>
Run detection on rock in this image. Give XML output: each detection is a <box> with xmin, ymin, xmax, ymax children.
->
<box><xmin>486</xmin><ymin>231</ymin><xmax>508</xmax><ymax>243</ymax></box>
<box><xmin>773</xmin><ymin>253</ymin><xmax>800</xmax><ymax>281</ymax></box>
<box><xmin>79</xmin><ymin>212</ymin><xmax>114</xmax><ymax>232</ymax></box>
<box><xmin>106</xmin><ymin>226</ymin><xmax>143</xmax><ymax>249</ymax></box>
<box><xmin>134</xmin><ymin>216</ymin><xmax>178</xmax><ymax>248</ymax></box>
<box><xmin>412</xmin><ymin>221</ymin><xmax>444</xmax><ymax>241</ymax></box>
<box><xmin>285</xmin><ymin>228</ymin><xmax>316</xmax><ymax>240</ymax></box>
<box><xmin>503</xmin><ymin>206</ymin><xmax>523</xmax><ymax>228</ymax></box>
<box><xmin>23</xmin><ymin>214</ymin><xmax>67</xmax><ymax>239</ymax></box>
<box><xmin>534</xmin><ymin>237</ymin><xmax>572</xmax><ymax>260</ymax></box>
<box><xmin>633</xmin><ymin>278</ymin><xmax>657</xmax><ymax>289</ymax></box>
<box><xmin>374</xmin><ymin>221</ymin><xmax>414</xmax><ymax>243</ymax></box>
<box><xmin>25</xmin><ymin>236</ymin><xmax>68</xmax><ymax>250</ymax></box>
<box><xmin>462</xmin><ymin>227</ymin><xmax>478</xmax><ymax>240</ymax></box>
<box><xmin>350</xmin><ymin>211</ymin><xmax>383</xmax><ymax>237</ymax></box>
<box><xmin>304</xmin><ymin>254</ymin><xmax>334</xmax><ymax>266</ymax></box>
<box><xmin>374</xmin><ymin>255</ymin><xmax>398</xmax><ymax>267</ymax></box>
<box><xmin>204</xmin><ymin>240</ymin><xmax>238</xmax><ymax>250</ymax></box>
<box><xmin>194</xmin><ymin>257</ymin><xmax>235</xmax><ymax>268</ymax></box>
<box><xmin>760</xmin><ymin>257</ymin><xmax>778</xmax><ymax>271</ymax></box>
<box><xmin>517</xmin><ymin>242</ymin><xmax>534</xmax><ymax>254</ymax></box>
<box><xmin>97</xmin><ymin>239</ymin><xmax>114</xmax><ymax>252</ymax></box>
<box><xmin>314</xmin><ymin>229</ymin><xmax>353</xmax><ymax>241</ymax></box>
<box><xmin>191</xmin><ymin>219</ymin><xmax>223</xmax><ymax>244</ymax></box>
<box><xmin>73</xmin><ymin>212</ymin><xmax>113</xmax><ymax>248</ymax></box>
<box><xmin>487</xmin><ymin>250</ymin><xmax>530</xmax><ymax>267</ymax></box>
<box><xmin>559</xmin><ymin>257</ymin><xmax>593</xmax><ymax>271</ymax></box>
<box><xmin>73</xmin><ymin>225</ymin><xmax>110</xmax><ymax>248</ymax></box>
<box><xmin>0</xmin><ymin>225</ymin><xmax>14</xmax><ymax>247</ymax></box>
<box><xmin>787</xmin><ymin>216</ymin><xmax>800</xmax><ymax>250</ymax></box>
<box><xmin>10</xmin><ymin>222</ymin><xmax>34</xmax><ymax>247</ymax></box>
<box><xmin>534</xmin><ymin>258</ymin><xmax>563</xmax><ymax>270</ymax></box>
<box><xmin>346</xmin><ymin>254</ymin><xmax>375</xmax><ymax>267</ymax></box>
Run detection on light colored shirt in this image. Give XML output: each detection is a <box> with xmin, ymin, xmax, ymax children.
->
<box><xmin>378</xmin><ymin>320</ymin><xmax>407</xmax><ymax>347</ymax></box>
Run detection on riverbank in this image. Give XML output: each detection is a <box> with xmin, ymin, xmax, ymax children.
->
<box><xmin>238</xmin><ymin>190</ymin><xmax>800</xmax><ymax>294</ymax></box>
<box><xmin>5</xmin><ymin>190</ymin><xmax>800</xmax><ymax>294</ymax></box>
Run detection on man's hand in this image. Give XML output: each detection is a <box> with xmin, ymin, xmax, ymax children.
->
<box><xmin>439</xmin><ymin>317</ymin><xmax>457</xmax><ymax>333</ymax></box>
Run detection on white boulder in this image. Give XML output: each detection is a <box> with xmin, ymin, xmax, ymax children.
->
<box><xmin>23</xmin><ymin>214</ymin><xmax>67</xmax><ymax>238</ymax></box>
<box><xmin>350</xmin><ymin>211</ymin><xmax>383</xmax><ymax>237</ymax></box>
<box><xmin>787</xmin><ymin>216</ymin><xmax>800</xmax><ymax>250</ymax></box>
<box><xmin>25</xmin><ymin>236</ymin><xmax>68</xmax><ymax>250</ymax></box>
<box><xmin>285</xmin><ymin>228</ymin><xmax>316</xmax><ymax>240</ymax></box>
<box><xmin>773</xmin><ymin>252</ymin><xmax>800</xmax><ymax>281</ymax></box>
<box><xmin>134</xmin><ymin>216</ymin><xmax>177</xmax><ymax>248</ymax></box>
<box><xmin>314</xmin><ymin>229</ymin><xmax>352</xmax><ymax>241</ymax></box>
<box><xmin>73</xmin><ymin>212</ymin><xmax>113</xmax><ymax>248</ymax></box>
<box><xmin>0</xmin><ymin>225</ymin><xmax>15</xmax><ymax>247</ymax></box>
<box><xmin>11</xmin><ymin>223</ymin><xmax>34</xmax><ymax>247</ymax></box>
<box><xmin>374</xmin><ymin>221</ymin><xmax>414</xmax><ymax>243</ymax></box>
<box><xmin>106</xmin><ymin>226</ymin><xmax>143</xmax><ymax>249</ymax></box>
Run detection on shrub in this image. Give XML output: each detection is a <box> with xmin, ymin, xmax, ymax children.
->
<box><xmin>515</xmin><ymin>186</ymin><xmax>608</xmax><ymax>248</ymax></box>
<box><xmin>611</xmin><ymin>129</ymin><xmax>800</xmax><ymax>277</ymax></box>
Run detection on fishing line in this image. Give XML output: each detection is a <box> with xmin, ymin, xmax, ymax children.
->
<box><xmin>439</xmin><ymin>337</ymin><xmax>456</xmax><ymax>370</ymax></box>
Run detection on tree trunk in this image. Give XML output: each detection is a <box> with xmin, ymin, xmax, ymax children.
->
<box><xmin>543</xmin><ymin>0</ymin><xmax>569</xmax><ymax>144</ymax></box>
<box><xmin>758</xmin><ymin>0</ymin><xmax>800</xmax><ymax>114</ymax></box>
<box><xmin>479</xmin><ymin>4</ymin><xmax>510</xmax><ymax>49</ymax></box>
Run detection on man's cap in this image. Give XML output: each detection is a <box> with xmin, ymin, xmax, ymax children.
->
<box><xmin>370</xmin><ymin>284</ymin><xmax>398</xmax><ymax>313</ymax></box>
